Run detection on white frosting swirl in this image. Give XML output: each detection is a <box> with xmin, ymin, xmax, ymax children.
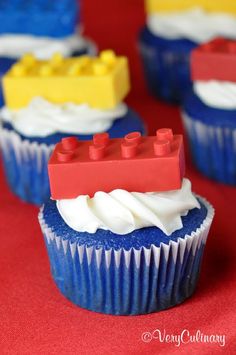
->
<box><xmin>0</xmin><ymin>34</ymin><xmax>90</xmax><ymax>59</ymax></box>
<box><xmin>147</xmin><ymin>8</ymin><xmax>236</xmax><ymax>43</ymax></box>
<box><xmin>194</xmin><ymin>81</ymin><xmax>236</xmax><ymax>109</ymax></box>
<box><xmin>56</xmin><ymin>179</ymin><xmax>200</xmax><ymax>236</ymax></box>
<box><xmin>1</xmin><ymin>97</ymin><xmax>127</xmax><ymax>137</ymax></box>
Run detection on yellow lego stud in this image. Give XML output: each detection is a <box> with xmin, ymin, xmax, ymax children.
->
<box><xmin>3</xmin><ymin>50</ymin><xmax>131</xmax><ymax>109</ymax></box>
<box><xmin>21</xmin><ymin>53</ymin><xmax>36</xmax><ymax>67</ymax></box>
<box><xmin>39</xmin><ymin>64</ymin><xmax>53</xmax><ymax>77</ymax></box>
<box><xmin>92</xmin><ymin>62</ymin><xmax>108</xmax><ymax>76</ymax></box>
<box><xmin>11</xmin><ymin>64</ymin><xmax>26</xmax><ymax>77</ymax></box>
<box><xmin>100</xmin><ymin>50</ymin><xmax>117</xmax><ymax>65</ymax></box>
<box><xmin>67</xmin><ymin>62</ymin><xmax>83</xmax><ymax>76</ymax></box>
<box><xmin>79</xmin><ymin>56</ymin><xmax>91</xmax><ymax>68</ymax></box>
<box><xmin>50</xmin><ymin>53</ymin><xmax>64</xmax><ymax>67</ymax></box>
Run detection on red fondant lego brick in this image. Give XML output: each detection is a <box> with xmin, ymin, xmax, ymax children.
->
<box><xmin>191</xmin><ymin>37</ymin><xmax>236</xmax><ymax>82</ymax></box>
<box><xmin>48</xmin><ymin>129</ymin><xmax>185</xmax><ymax>199</ymax></box>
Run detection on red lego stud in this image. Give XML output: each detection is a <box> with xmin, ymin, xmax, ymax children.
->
<box><xmin>57</xmin><ymin>150</ymin><xmax>75</xmax><ymax>162</ymax></box>
<box><xmin>153</xmin><ymin>140</ymin><xmax>171</xmax><ymax>156</ymax></box>
<box><xmin>156</xmin><ymin>128</ymin><xmax>173</xmax><ymax>142</ymax></box>
<box><xmin>89</xmin><ymin>144</ymin><xmax>106</xmax><ymax>161</ymax></box>
<box><xmin>61</xmin><ymin>137</ymin><xmax>79</xmax><ymax>151</ymax></box>
<box><xmin>121</xmin><ymin>141</ymin><xmax>138</xmax><ymax>159</ymax></box>
<box><xmin>93</xmin><ymin>132</ymin><xmax>109</xmax><ymax>147</ymax></box>
<box><xmin>124</xmin><ymin>131</ymin><xmax>141</xmax><ymax>145</ymax></box>
<box><xmin>48</xmin><ymin>130</ymin><xmax>185</xmax><ymax>199</ymax></box>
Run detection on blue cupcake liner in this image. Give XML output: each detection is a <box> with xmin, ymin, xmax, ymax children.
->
<box><xmin>0</xmin><ymin>57</ymin><xmax>16</xmax><ymax>107</ymax></box>
<box><xmin>138</xmin><ymin>27</ymin><xmax>196</xmax><ymax>104</ymax></box>
<box><xmin>38</xmin><ymin>198</ymin><xmax>214</xmax><ymax>315</ymax></box>
<box><xmin>0</xmin><ymin>128</ymin><xmax>53</xmax><ymax>205</ymax></box>
<box><xmin>182</xmin><ymin>112</ymin><xmax>236</xmax><ymax>185</ymax></box>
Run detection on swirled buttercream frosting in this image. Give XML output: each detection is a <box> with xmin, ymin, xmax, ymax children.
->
<box><xmin>194</xmin><ymin>81</ymin><xmax>236</xmax><ymax>109</ymax></box>
<box><xmin>147</xmin><ymin>8</ymin><xmax>236</xmax><ymax>43</ymax></box>
<box><xmin>1</xmin><ymin>97</ymin><xmax>127</xmax><ymax>137</ymax></box>
<box><xmin>56</xmin><ymin>179</ymin><xmax>200</xmax><ymax>236</ymax></box>
<box><xmin>0</xmin><ymin>34</ymin><xmax>87</xmax><ymax>59</ymax></box>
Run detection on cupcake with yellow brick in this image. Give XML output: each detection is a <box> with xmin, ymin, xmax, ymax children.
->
<box><xmin>0</xmin><ymin>50</ymin><xmax>145</xmax><ymax>205</ymax></box>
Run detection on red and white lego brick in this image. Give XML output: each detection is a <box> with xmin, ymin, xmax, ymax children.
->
<box><xmin>48</xmin><ymin>129</ymin><xmax>185</xmax><ymax>199</ymax></box>
<box><xmin>191</xmin><ymin>37</ymin><xmax>236</xmax><ymax>82</ymax></box>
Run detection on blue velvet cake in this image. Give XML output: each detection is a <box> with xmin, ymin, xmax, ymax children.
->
<box><xmin>0</xmin><ymin>52</ymin><xmax>145</xmax><ymax>205</ymax></box>
<box><xmin>139</xmin><ymin>6</ymin><xmax>236</xmax><ymax>103</ymax></box>
<box><xmin>38</xmin><ymin>132</ymin><xmax>214</xmax><ymax>315</ymax></box>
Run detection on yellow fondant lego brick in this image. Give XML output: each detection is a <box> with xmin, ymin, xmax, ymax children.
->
<box><xmin>3</xmin><ymin>50</ymin><xmax>130</xmax><ymax>110</ymax></box>
<box><xmin>146</xmin><ymin>0</ymin><xmax>236</xmax><ymax>15</ymax></box>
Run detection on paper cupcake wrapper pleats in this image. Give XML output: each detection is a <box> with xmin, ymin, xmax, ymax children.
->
<box><xmin>183</xmin><ymin>112</ymin><xmax>236</xmax><ymax>185</ymax></box>
<box><xmin>0</xmin><ymin>127</ymin><xmax>53</xmax><ymax>205</ymax></box>
<box><xmin>138</xmin><ymin>28</ymin><xmax>194</xmax><ymax>104</ymax></box>
<box><xmin>38</xmin><ymin>197</ymin><xmax>214</xmax><ymax>315</ymax></box>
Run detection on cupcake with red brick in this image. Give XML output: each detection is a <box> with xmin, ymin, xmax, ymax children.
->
<box><xmin>182</xmin><ymin>37</ymin><xmax>236</xmax><ymax>185</ymax></box>
<box><xmin>38</xmin><ymin>129</ymin><xmax>214</xmax><ymax>315</ymax></box>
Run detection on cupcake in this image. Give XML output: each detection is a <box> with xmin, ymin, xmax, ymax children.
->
<box><xmin>38</xmin><ymin>129</ymin><xmax>214</xmax><ymax>315</ymax></box>
<box><xmin>0</xmin><ymin>50</ymin><xmax>145</xmax><ymax>205</ymax></box>
<box><xmin>139</xmin><ymin>1</ymin><xmax>236</xmax><ymax>103</ymax></box>
<box><xmin>0</xmin><ymin>0</ymin><xmax>96</xmax><ymax>91</ymax></box>
<box><xmin>182</xmin><ymin>37</ymin><xmax>236</xmax><ymax>185</ymax></box>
